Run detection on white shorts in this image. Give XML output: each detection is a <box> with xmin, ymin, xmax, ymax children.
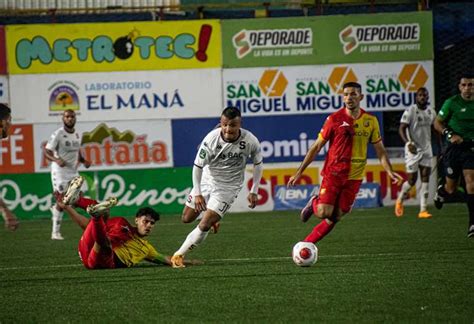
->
<box><xmin>51</xmin><ymin>170</ymin><xmax>81</xmax><ymax>193</ymax></box>
<box><xmin>185</xmin><ymin>183</ymin><xmax>240</xmax><ymax>217</ymax></box>
<box><xmin>404</xmin><ymin>147</ymin><xmax>432</xmax><ymax>173</ymax></box>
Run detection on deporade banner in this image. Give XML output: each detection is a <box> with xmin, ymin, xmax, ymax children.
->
<box><xmin>222</xmin><ymin>11</ymin><xmax>432</xmax><ymax>68</ymax></box>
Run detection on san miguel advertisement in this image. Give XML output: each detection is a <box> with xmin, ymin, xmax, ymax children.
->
<box><xmin>6</xmin><ymin>20</ymin><xmax>221</xmax><ymax>74</ymax></box>
<box><xmin>224</xmin><ymin>62</ymin><xmax>433</xmax><ymax>114</ymax></box>
<box><xmin>222</xmin><ymin>11</ymin><xmax>432</xmax><ymax>68</ymax></box>
<box><xmin>9</xmin><ymin>69</ymin><xmax>222</xmax><ymax>123</ymax></box>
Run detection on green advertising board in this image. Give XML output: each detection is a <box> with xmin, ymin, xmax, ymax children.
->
<box><xmin>0</xmin><ymin>167</ymin><xmax>192</xmax><ymax>219</ymax></box>
<box><xmin>222</xmin><ymin>11</ymin><xmax>433</xmax><ymax>68</ymax></box>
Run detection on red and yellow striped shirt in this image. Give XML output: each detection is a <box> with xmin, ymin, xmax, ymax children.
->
<box><xmin>319</xmin><ymin>108</ymin><xmax>381</xmax><ymax>180</ymax></box>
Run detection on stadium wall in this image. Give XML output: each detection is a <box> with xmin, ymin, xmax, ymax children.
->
<box><xmin>1</xmin><ymin>12</ymin><xmax>437</xmax><ymax>219</ymax></box>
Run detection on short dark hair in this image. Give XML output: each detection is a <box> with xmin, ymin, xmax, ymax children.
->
<box><xmin>417</xmin><ymin>87</ymin><xmax>428</xmax><ymax>93</ymax></box>
<box><xmin>221</xmin><ymin>106</ymin><xmax>241</xmax><ymax>119</ymax></box>
<box><xmin>343</xmin><ymin>82</ymin><xmax>362</xmax><ymax>91</ymax></box>
<box><xmin>0</xmin><ymin>103</ymin><xmax>11</xmax><ymax>120</ymax></box>
<box><xmin>135</xmin><ymin>207</ymin><xmax>160</xmax><ymax>221</ymax></box>
<box><xmin>459</xmin><ymin>73</ymin><xmax>474</xmax><ymax>80</ymax></box>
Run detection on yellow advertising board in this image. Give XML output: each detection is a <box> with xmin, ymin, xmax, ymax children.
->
<box><xmin>7</xmin><ymin>20</ymin><xmax>221</xmax><ymax>74</ymax></box>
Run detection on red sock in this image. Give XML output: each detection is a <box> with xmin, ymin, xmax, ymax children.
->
<box><xmin>304</xmin><ymin>219</ymin><xmax>335</xmax><ymax>243</ymax></box>
<box><xmin>76</xmin><ymin>197</ymin><xmax>98</xmax><ymax>210</ymax></box>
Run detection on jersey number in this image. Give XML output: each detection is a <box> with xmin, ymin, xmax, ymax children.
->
<box><xmin>219</xmin><ymin>202</ymin><xmax>231</xmax><ymax>214</ymax></box>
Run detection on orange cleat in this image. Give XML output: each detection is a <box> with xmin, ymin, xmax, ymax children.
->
<box><xmin>395</xmin><ymin>199</ymin><xmax>404</xmax><ymax>217</ymax></box>
<box><xmin>418</xmin><ymin>210</ymin><xmax>432</xmax><ymax>219</ymax></box>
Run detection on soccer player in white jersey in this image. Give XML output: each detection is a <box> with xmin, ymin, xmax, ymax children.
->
<box><xmin>395</xmin><ymin>88</ymin><xmax>436</xmax><ymax>218</ymax></box>
<box><xmin>170</xmin><ymin>107</ymin><xmax>264</xmax><ymax>268</ymax></box>
<box><xmin>44</xmin><ymin>109</ymin><xmax>91</xmax><ymax>240</ymax></box>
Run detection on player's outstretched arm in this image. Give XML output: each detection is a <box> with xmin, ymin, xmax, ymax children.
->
<box><xmin>150</xmin><ymin>254</ymin><xmax>203</xmax><ymax>266</ymax></box>
<box><xmin>248</xmin><ymin>162</ymin><xmax>263</xmax><ymax>208</ymax></box>
<box><xmin>288</xmin><ymin>136</ymin><xmax>327</xmax><ymax>187</ymax></box>
<box><xmin>0</xmin><ymin>199</ymin><xmax>19</xmax><ymax>231</ymax></box>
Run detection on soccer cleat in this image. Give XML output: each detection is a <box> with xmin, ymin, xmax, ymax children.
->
<box><xmin>417</xmin><ymin>210</ymin><xmax>432</xmax><ymax>219</ymax></box>
<box><xmin>468</xmin><ymin>225</ymin><xmax>474</xmax><ymax>238</ymax></box>
<box><xmin>51</xmin><ymin>233</ymin><xmax>65</xmax><ymax>240</ymax></box>
<box><xmin>171</xmin><ymin>254</ymin><xmax>185</xmax><ymax>268</ymax></box>
<box><xmin>86</xmin><ymin>197</ymin><xmax>118</xmax><ymax>217</ymax></box>
<box><xmin>62</xmin><ymin>176</ymin><xmax>84</xmax><ymax>206</ymax></box>
<box><xmin>395</xmin><ymin>199</ymin><xmax>404</xmax><ymax>217</ymax></box>
<box><xmin>211</xmin><ymin>222</ymin><xmax>220</xmax><ymax>234</ymax></box>
<box><xmin>300</xmin><ymin>195</ymin><xmax>317</xmax><ymax>223</ymax></box>
<box><xmin>433</xmin><ymin>185</ymin><xmax>445</xmax><ymax>210</ymax></box>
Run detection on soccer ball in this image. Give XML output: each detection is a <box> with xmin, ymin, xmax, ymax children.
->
<box><xmin>292</xmin><ymin>241</ymin><xmax>318</xmax><ymax>267</ymax></box>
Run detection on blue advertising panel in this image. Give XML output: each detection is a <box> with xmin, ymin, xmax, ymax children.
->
<box><xmin>172</xmin><ymin>112</ymin><xmax>383</xmax><ymax>167</ymax></box>
<box><xmin>274</xmin><ymin>183</ymin><xmax>382</xmax><ymax>211</ymax></box>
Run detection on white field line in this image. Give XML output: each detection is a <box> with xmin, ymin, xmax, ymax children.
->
<box><xmin>0</xmin><ymin>250</ymin><xmax>460</xmax><ymax>271</ymax></box>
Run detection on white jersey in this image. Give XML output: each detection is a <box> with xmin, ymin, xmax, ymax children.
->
<box><xmin>45</xmin><ymin>127</ymin><xmax>82</xmax><ymax>175</ymax></box>
<box><xmin>400</xmin><ymin>104</ymin><xmax>435</xmax><ymax>152</ymax></box>
<box><xmin>194</xmin><ymin>128</ymin><xmax>262</xmax><ymax>192</ymax></box>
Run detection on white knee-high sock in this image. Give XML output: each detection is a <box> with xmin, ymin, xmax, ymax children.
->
<box><xmin>397</xmin><ymin>181</ymin><xmax>412</xmax><ymax>201</ymax></box>
<box><xmin>420</xmin><ymin>182</ymin><xmax>429</xmax><ymax>212</ymax></box>
<box><xmin>174</xmin><ymin>225</ymin><xmax>209</xmax><ymax>256</ymax></box>
<box><xmin>51</xmin><ymin>207</ymin><xmax>63</xmax><ymax>234</ymax></box>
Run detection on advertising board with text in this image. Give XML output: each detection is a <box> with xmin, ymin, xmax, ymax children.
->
<box><xmin>0</xmin><ymin>125</ymin><xmax>35</xmax><ymax>174</ymax></box>
<box><xmin>171</xmin><ymin>114</ymin><xmax>382</xmax><ymax>166</ymax></box>
<box><xmin>0</xmin><ymin>167</ymin><xmax>192</xmax><ymax>219</ymax></box>
<box><xmin>7</xmin><ymin>20</ymin><xmax>221</xmax><ymax>74</ymax></box>
<box><xmin>224</xmin><ymin>62</ymin><xmax>434</xmax><ymax>115</ymax></box>
<box><xmin>33</xmin><ymin>120</ymin><xmax>173</xmax><ymax>173</ymax></box>
<box><xmin>0</xmin><ymin>75</ymin><xmax>9</xmax><ymax>103</ymax></box>
<box><xmin>10</xmin><ymin>69</ymin><xmax>222</xmax><ymax>123</ymax></box>
<box><xmin>222</xmin><ymin>11</ymin><xmax>432</xmax><ymax>68</ymax></box>
<box><xmin>230</xmin><ymin>159</ymin><xmax>432</xmax><ymax>213</ymax></box>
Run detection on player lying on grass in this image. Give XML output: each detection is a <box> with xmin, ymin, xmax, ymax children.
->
<box><xmin>58</xmin><ymin>176</ymin><xmax>200</xmax><ymax>269</ymax></box>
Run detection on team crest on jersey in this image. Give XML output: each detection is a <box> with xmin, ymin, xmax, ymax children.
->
<box><xmin>216</xmin><ymin>144</ymin><xmax>222</xmax><ymax>150</ymax></box>
<box><xmin>364</xmin><ymin>120</ymin><xmax>370</xmax><ymax>127</ymax></box>
<box><xmin>199</xmin><ymin>149</ymin><xmax>206</xmax><ymax>159</ymax></box>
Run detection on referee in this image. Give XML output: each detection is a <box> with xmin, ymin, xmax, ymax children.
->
<box><xmin>434</xmin><ymin>73</ymin><xmax>474</xmax><ymax>238</ymax></box>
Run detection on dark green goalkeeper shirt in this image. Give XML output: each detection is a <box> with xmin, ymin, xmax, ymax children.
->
<box><xmin>438</xmin><ymin>94</ymin><xmax>474</xmax><ymax>141</ymax></box>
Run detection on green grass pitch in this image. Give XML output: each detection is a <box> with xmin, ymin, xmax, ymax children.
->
<box><xmin>0</xmin><ymin>204</ymin><xmax>473</xmax><ymax>322</ymax></box>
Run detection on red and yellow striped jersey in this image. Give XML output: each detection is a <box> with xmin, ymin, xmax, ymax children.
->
<box><xmin>319</xmin><ymin>108</ymin><xmax>381</xmax><ymax>180</ymax></box>
<box><xmin>106</xmin><ymin>217</ymin><xmax>161</xmax><ymax>268</ymax></box>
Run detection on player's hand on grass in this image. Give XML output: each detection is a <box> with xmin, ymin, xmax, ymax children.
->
<box><xmin>194</xmin><ymin>195</ymin><xmax>207</xmax><ymax>213</ymax></box>
<box><xmin>248</xmin><ymin>193</ymin><xmax>258</xmax><ymax>209</ymax></box>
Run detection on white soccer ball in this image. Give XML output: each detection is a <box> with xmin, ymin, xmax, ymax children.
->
<box><xmin>292</xmin><ymin>241</ymin><xmax>318</xmax><ymax>267</ymax></box>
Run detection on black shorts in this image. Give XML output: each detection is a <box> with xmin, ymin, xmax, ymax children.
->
<box><xmin>442</xmin><ymin>141</ymin><xmax>474</xmax><ymax>179</ymax></box>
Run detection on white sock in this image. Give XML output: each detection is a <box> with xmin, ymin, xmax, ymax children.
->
<box><xmin>51</xmin><ymin>207</ymin><xmax>63</xmax><ymax>235</ymax></box>
<box><xmin>420</xmin><ymin>182</ymin><xmax>429</xmax><ymax>212</ymax></box>
<box><xmin>174</xmin><ymin>225</ymin><xmax>209</xmax><ymax>256</ymax></box>
<box><xmin>397</xmin><ymin>181</ymin><xmax>412</xmax><ymax>201</ymax></box>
